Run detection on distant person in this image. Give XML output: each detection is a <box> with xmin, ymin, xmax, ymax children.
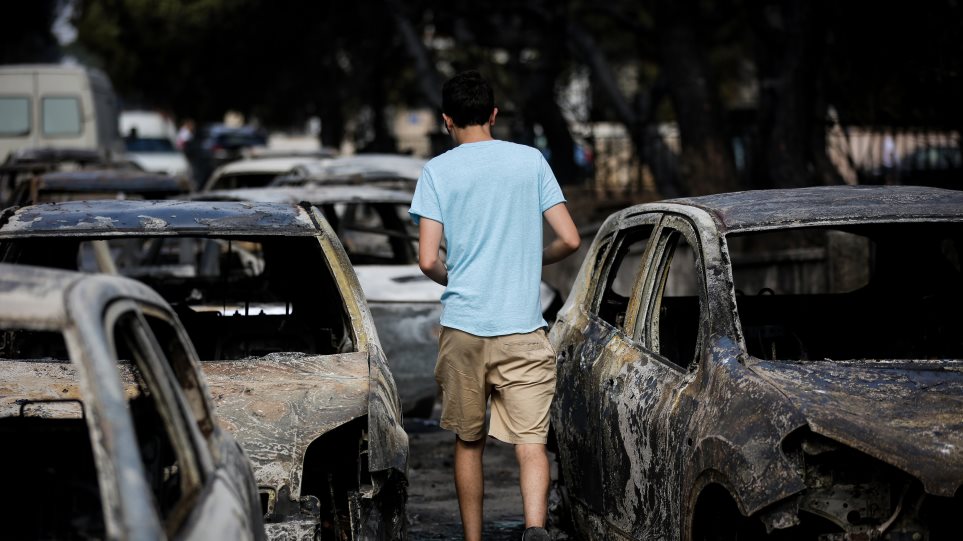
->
<box><xmin>176</xmin><ymin>119</ymin><xmax>195</xmax><ymax>150</ymax></box>
<box><xmin>882</xmin><ymin>131</ymin><xmax>900</xmax><ymax>184</ymax></box>
<box><xmin>409</xmin><ymin>71</ymin><xmax>580</xmax><ymax>541</ymax></box>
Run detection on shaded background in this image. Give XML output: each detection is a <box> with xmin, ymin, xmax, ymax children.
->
<box><xmin>5</xmin><ymin>0</ymin><xmax>963</xmax><ymax>200</ymax></box>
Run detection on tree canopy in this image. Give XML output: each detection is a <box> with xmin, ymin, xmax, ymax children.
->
<box><xmin>17</xmin><ymin>0</ymin><xmax>957</xmax><ymax>193</ymax></box>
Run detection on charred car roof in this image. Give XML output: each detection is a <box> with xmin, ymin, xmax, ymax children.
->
<box><xmin>32</xmin><ymin>169</ymin><xmax>191</xmax><ymax>193</ymax></box>
<box><xmin>0</xmin><ymin>262</ymin><xmax>166</xmax><ymax>329</ymax></box>
<box><xmin>651</xmin><ymin>185</ymin><xmax>963</xmax><ymax>233</ymax></box>
<box><xmin>0</xmin><ymin>200</ymin><xmax>319</xmax><ymax>237</ymax></box>
<box><xmin>196</xmin><ymin>184</ymin><xmax>415</xmax><ymax>205</ymax></box>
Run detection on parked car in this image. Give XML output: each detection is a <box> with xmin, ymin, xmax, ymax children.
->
<box><xmin>0</xmin><ymin>64</ymin><xmax>122</xmax><ymax>161</ymax></box>
<box><xmin>120</xmin><ymin>110</ymin><xmax>192</xmax><ymax>179</ymax></box>
<box><xmin>198</xmin><ymin>184</ymin><xmax>563</xmax><ymax>416</ymax></box>
<box><xmin>550</xmin><ymin>185</ymin><xmax>963</xmax><ymax>540</ymax></box>
<box><xmin>202</xmin><ymin>156</ymin><xmax>325</xmax><ymax>192</ymax></box>
<box><xmin>7</xmin><ymin>168</ymin><xmax>191</xmax><ymax>207</ymax></box>
<box><xmin>200</xmin><ymin>125</ymin><xmax>268</xmax><ymax>166</ymax></box>
<box><xmin>0</xmin><ymin>263</ymin><xmax>265</xmax><ymax>540</ymax></box>
<box><xmin>0</xmin><ymin>200</ymin><xmax>409</xmax><ymax>540</ymax></box>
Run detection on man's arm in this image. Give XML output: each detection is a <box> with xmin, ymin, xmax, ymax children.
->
<box><xmin>543</xmin><ymin>203</ymin><xmax>581</xmax><ymax>265</ymax></box>
<box><xmin>418</xmin><ymin>217</ymin><xmax>448</xmax><ymax>285</ymax></box>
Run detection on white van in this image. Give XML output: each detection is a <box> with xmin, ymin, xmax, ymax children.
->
<box><xmin>0</xmin><ymin>64</ymin><xmax>122</xmax><ymax>161</ymax></box>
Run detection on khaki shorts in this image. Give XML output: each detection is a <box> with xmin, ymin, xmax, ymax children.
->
<box><xmin>434</xmin><ymin>327</ymin><xmax>557</xmax><ymax>444</ymax></box>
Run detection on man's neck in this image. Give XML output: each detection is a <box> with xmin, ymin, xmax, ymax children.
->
<box><xmin>451</xmin><ymin>124</ymin><xmax>495</xmax><ymax>145</ymax></box>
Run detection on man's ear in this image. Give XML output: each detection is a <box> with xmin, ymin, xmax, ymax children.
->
<box><xmin>441</xmin><ymin>113</ymin><xmax>454</xmax><ymax>133</ymax></box>
<box><xmin>489</xmin><ymin>107</ymin><xmax>499</xmax><ymax>126</ymax></box>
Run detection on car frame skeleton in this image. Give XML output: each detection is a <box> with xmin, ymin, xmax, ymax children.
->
<box><xmin>0</xmin><ymin>263</ymin><xmax>266</xmax><ymax>540</ymax></box>
<box><xmin>196</xmin><ymin>183</ymin><xmax>563</xmax><ymax>417</ymax></box>
<box><xmin>0</xmin><ymin>200</ymin><xmax>409</xmax><ymax>540</ymax></box>
<box><xmin>550</xmin><ymin>186</ymin><xmax>963</xmax><ymax>541</ymax></box>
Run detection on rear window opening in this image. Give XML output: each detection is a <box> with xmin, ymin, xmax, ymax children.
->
<box><xmin>727</xmin><ymin>223</ymin><xmax>963</xmax><ymax>361</ymax></box>
<box><xmin>316</xmin><ymin>202</ymin><xmax>419</xmax><ymax>266</ymax></box>
<box><xmin>1</xmin><ymin>235</ymin><xmax>354</xmax><ymax>360</ymax></box>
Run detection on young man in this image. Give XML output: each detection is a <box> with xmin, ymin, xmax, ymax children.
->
<box><xmin>409</xmin><ymin>71</ymin><xmax>580</xmax><ymax>541</ymax></box>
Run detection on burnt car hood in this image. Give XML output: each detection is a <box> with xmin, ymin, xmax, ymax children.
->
<box><xmin>353</xmin><ymin>264</ymin><xmax>559</xmax><ymax>312</ymax></box>
<box><xmin>202</xmin><ymin>352</ymin><xmax>369</xmax><ymax>498</ymax></box>
<box><xmin>749</xmin><ymin>359</ymin><xmax>963</xmax><ymax>497</ymax></box>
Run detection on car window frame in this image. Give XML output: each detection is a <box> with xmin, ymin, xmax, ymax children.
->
<box><xmin>102</xmin><ymin>299</ymin><xmax>207</xmax><ymax>534</ymax></box>
<box><xmin>588</xmin><ymin>213</ymin><xmax>662</xmax><ymax>325</ymax></box>
<box><xmin>633</xmin><ymin>214</ymin><xmax>709</xmax><ymax>371</ymax></box>
<box><xmin>138</xmin><ymin>302</ymin><xmax>218</xmax><ymax>445</ymax></box>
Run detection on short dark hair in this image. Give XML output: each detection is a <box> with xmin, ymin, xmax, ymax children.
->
<box><xmin>442</xmin><ymin>71</ymin><xmax>495</xmax><ymax>127</ymax></box>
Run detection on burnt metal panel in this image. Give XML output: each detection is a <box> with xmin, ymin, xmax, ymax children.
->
<box><xmin>666</xmin><ymin>185</ymin><xmax>963</xmax><ymax>233</ymax></box>
<box><xmin>202</xmin><ymin>352</ymin><xmax>370</xmax><ymax>499</ymax></box>
<box><xmin>749</xmin><ymin>359</ymin><xmax>963</xmax><ymax>497</ymax></box>
<box><xmin>0</xmin><ymin>200</ymin><xmax>318</xmax><ymax>236</ymax></box>
<box><xmin>36</xmin><ymin>169</ymin><xmax>189</xmax><ymax>192</ymax></box>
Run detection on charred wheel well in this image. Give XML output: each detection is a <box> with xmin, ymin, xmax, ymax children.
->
<box><xmin>690</xmin><ymin>483</ymin><xmax>763</xmax><ymax>541</ymax></box>
<box><xmin>299</xmin><ymin>416</ymin><xmax>371</xmax><ymax>538</ymax></box>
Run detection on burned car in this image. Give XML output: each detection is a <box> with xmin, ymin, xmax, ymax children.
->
<box><xmin>0</xmin><ymin>200</ymin><xmax>408</xmax><ymax>540</ymax></box>
<box><xmin>550</xmin><ymin>186</ymin><xmax>963</xmax><ymax>540</ymax></box>
<box><xmin>0</xmin><ymin>146</ymin><xmax>141</xmax><ymax>205</ymax></box>
<box><xmin>0</xmin><ymin>263</ymin><xmax>264</xmax><ymax>540</ymax></box>
<box><xmin>198</xmin><ymin>184</ymin><xmax>564</xmax><ymax>416</ymax></box>
<box><xmin>201</xmin><ymin>156</ymin><xmax>325</xmax><ymax>192</ymax></box>
<box><xmin>8</xmin><ymin>168</ymin><xmax>191</xmax><ymax>206</ymax></box>
<box><xmin>271</xmin><ymin>154</ymin><xmax>426</xmax><ymax>188</ymax></box>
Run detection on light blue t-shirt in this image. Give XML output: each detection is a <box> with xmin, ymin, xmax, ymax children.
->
<box><xmin>408</xmin><ymin>140</ymin><xmax>565</xmax><ymax>337</ymax></box>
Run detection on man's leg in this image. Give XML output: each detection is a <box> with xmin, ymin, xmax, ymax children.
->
<box><xmin>516</xmin><ymin>443</ymin><xmax>550</xmax><ymax>527</ymax></box>
<box><xmin>454</xmin><ymin>436</ymin><xmax>486</xmax><ymax>541</ymax></box>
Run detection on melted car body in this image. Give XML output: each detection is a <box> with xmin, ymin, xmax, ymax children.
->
<box><xmin>550</xmin><ymin>186</ymin><xmax>963</xmax><ymax>541</ymax></box>
<box><xmin>0</xmin><ymin>200</ymin><xmax>409</xmax><ymax>540</ymax></box>
<box><xmin>0</xmin><ymin>263</ymin><xmax>265</xmax><ymax>540</ymax></box>
<box><xmin>197</xmin><ymin>183</ymin><xmax>563</xmax><ymax>416</ymax></box>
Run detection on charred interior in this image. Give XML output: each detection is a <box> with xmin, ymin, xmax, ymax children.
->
<box><xmin>315</xmin><ymin>202</ymin><xmax>418</xmax><ymax>266</ymax></box>
<box><xmin>0</xmin><ymin>321</ymin><xmax>195</xmax><ymax>538</ymax></box>
<box><xmin>1</xmin><ymin>235</ymin><xmax>355</xmax><ymax>359</ymax></box>
<box><xmin>727</xmin><ymin>223</ymin><xmax>963</xmax><ymax>361</ymax></box>
<box><xmin>0</xmin><ymin>414</ymin><xmax>104</xmax><ymax>540</ymax></box>
<box><xmin>296</xmin><ymin>417</ymin><xmax>372</xmax><ymax>540</ymax></box>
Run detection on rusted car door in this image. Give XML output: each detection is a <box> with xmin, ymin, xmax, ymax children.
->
<box><xmin>596</xmin><ymin>215</ymin><xmax>707</xmax><ymax>539</ymax></box>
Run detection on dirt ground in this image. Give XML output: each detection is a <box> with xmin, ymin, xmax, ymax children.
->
<box><xmin>404</xmin><ymin>415</ymin><xmax>570</xmax><ymax>541</ymax></box>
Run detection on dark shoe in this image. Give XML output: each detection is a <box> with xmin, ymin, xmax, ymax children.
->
<box><xmin>522</xmin><ymin>527</ymin><xmax>551</xmax><ymax>541</ymax></box>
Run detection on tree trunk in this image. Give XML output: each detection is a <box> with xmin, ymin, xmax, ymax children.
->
<box><xmin>656</xmin><ymin>0</ymin><xmax>739</xmax><ymax>196</ymax></box>
<box><xmin>568</xmin><ymin>21</ymin><xmax>682</xmax><ymax>198</ymax></box>
<box><xmin>517</xmin><ymin>27</ymin><xmax>580</xmax><ymax>184</ymax></box>
<box><xmin>751</xmin><ymin>0</ymin><xmax>841</xmax><ymax>188</ymax></box>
